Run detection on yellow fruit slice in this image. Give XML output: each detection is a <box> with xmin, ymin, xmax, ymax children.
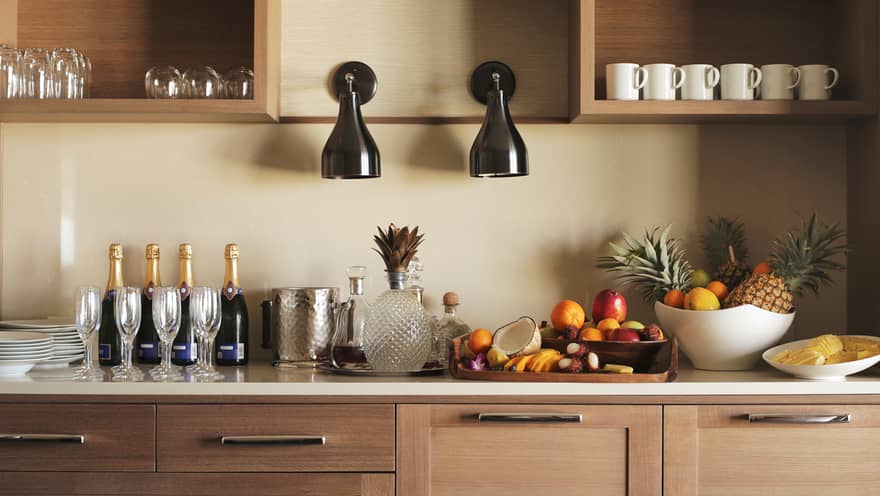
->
<box><xmin>503</xmin><ymin>356</ymin><xmax>525</xmax><ymax>371</ymax></box>
<box><xmin>487</xmin><ymin>348</ymin><xmax>510</xmax><ymax>368</ymax></box>
<box><xmin>602</xmin><ymin>364</ymin><xmax>634</xmax><ymax>374</ymax></box>
<box><xmin>514</xmin><ymin>354</ymin><xmax>536</xmax><ymax>372</ymax></box>
<box><xmin>528</xmin><ymin>350</ymin><xmax>562</xmax><ymax>372</ymax></box>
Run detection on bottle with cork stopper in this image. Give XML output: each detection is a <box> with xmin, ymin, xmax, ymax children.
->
<box><xmin>433</xmin><ymin>291</ymin><xmax>471</xmax><ymax>364</ymax></box>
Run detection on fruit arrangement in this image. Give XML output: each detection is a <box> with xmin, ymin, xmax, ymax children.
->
<box><xmin>598</xmin><ymin>214</ymin><xmax>847</xmax><ymax>314</ymax></box>
<box><xmin>542</xmin><ymin>291</ymin><xmax>665</xmax><ymax>343</ymax></box>
<box><xmin>772</xmin><ymin>334</ymin><xmax>880</xmax><ymax>366</ymax></box>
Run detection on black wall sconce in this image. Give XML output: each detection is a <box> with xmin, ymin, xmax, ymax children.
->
<box><xmin>468</xmin><ymin>61</ymin><xmax>528</xmax><ymax>178</ymax></box>
<box><xmin>321</xmin><ymin>61</ymin><xmax>380</xmax><ymax>179</ymax></box>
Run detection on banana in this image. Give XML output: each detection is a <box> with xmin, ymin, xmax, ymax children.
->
<box><xmin>603</xmin><ymin>364</ymin><xmax>634</xmax><ymax>374</ymax></box>
<box><xmin>514</xmin><ymin>354</ymin><xmax>535</xmax><ymax>372</ymax></box>
<box><xmin>528</xmin><ymin>350</ymin><xmax>562</xmax><ymax>372</ymax></box>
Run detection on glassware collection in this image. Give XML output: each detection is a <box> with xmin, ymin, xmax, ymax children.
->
<box><xmin>145</xmin><ymin>65</ymin><xmax>253</xmax><ymax>99</ymax></box>
<box><xmin>0</xmin><ymin>44</ymin><xmax>91</xmax><ymax>100</ymax></box>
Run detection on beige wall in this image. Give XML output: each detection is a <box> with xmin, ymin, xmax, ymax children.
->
<box><xmin>0</xmin><ymin>122</ymin><xmax>847</xmax><ymax>360</ymax></box>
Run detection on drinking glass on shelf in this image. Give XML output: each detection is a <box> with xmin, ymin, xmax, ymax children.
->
<box><xmin>51</xmin><ymin>48</ymin><xmax>82</xmax><ymax>99</ymax></box>
<box><xmin>72</xmin><ymin>286</ymin><xmax>103</xmax><ymax>382</ymax></box>
<box><xmin>150</xmin><ymin>286</ymin><xmax>184</xmax><ymax>382</ymax></box>
<box><xmin>0</xmin><ymin>46</ymin><xmax>20</xmax><ymax>100</ymax></box>
<box><xmin>145</xmin><ymin>65</ymin><xmax>182</xmax><ymax>99</ymax></box>
<box><xmin>190</xmin><ymin>286</ymin><xmax>224</xmax><ymax>381</ymax></box>
<box><xmin>182</xmin><ymin>66</ymin><xmax>221</xmax><ymax>98</ymax></box>
<box><xmin>20</xmin><ymin>48</ymin><xmax>52</xmax><ymax>99</ymax></box>
<box><xmin>78</xmin><ymin>53</ymin><xmax>92</xmax><ymax>98</ymax></box>
<box><xmin>222</xmin><ymin>67</ymin><xmax>254</xmax><ymax>99</ymax></box>
<box><xmin>112</xmin><ymin>286</ymin><xmax>143</xmax><ymax>382</ymax></box>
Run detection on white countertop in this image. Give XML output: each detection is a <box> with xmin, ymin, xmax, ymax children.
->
<box><xmin>1</xmin><ymin>362</ymin><xmax>880</xmax><ymax>396</ymax></box>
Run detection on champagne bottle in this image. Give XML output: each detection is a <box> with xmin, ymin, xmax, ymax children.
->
<box><xmin>217</xmin><ymin>243</ymin><xmax>249</xmax><ymax>365</ymax></box>
<box><xmin>171</xmin><ymin>243</ymin><xmax>197</xmax><ymax>366</ymax></box>
<box><xmin>98</xmin><ymin>243</ymin><xmax>124</xmax><ymax>366</ymax></box>
<box><xmin>136</xmin><ymin>243</ymin><xmax>161</xmax><ymax>364</ymax></box>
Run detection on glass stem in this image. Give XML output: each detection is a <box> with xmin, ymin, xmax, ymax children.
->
<box><xmin>83</xmin><ymin>335</ymin><xmax>94</xmax><ymax>370</ymax></box>
<box><xmin>199</xmin><ymin>336</ymin><xmax>206</xmax><ymax>366</ymax></box>
<box><xmin>205</xmin><ymin>336</ymin><xmax>215</xmax><ymax>370</ymax></box>
<box><xmin>125</xmin><ymin>338</ymin><xmax>134</xmax><ymax>369</ymax></box>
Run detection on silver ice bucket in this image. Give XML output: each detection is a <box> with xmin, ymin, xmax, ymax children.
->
<box><xmin>261</xmin><ymin>287</ymin><xmax>339</xmax><ymax>368</ymax></box>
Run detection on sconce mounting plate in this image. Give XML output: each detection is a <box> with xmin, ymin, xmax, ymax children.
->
<box><xmin>470</xmin><ymin>61</ymin><xmax>516</xmax><ymax>105</ymax></box>
<box><xmin>331</xmin><ymin>61</ymin><xmax>378</xmax><ymax>104</ymax></box>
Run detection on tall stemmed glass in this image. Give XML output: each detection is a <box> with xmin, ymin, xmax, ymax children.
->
<box><xmin>72</xmin><ymin>286</ymin><xmax>103</xmax><ymax>381</ymax></box>
<box><xmin>190</xmin><ymin>286</ymin><xmax>224</xmax><ymax>380</ymax></box>
<box><xmin>112</xmin><ymin>286</ymin><xmax>143</xmax><ymax>382</ymax></box>
<box><xmin>150</xmin><ymin>286</ymin><xmax>184</xmax><ymax>381</ymax></box>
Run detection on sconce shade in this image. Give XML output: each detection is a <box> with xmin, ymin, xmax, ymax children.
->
<box><xmin>321</xmin><ymin>62</ymin><xmax>380</xmax><ymax>179</ymax></box>
<box><xmin>469</xmin><ymin>61</ymin><xmax>528</xmax><ymax>178</ymax></box>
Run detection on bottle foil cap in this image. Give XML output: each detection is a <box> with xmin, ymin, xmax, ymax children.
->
<box><xmin>179</xmin><ymin>243</ymin><xmax>193</xmax><ymax>259</ymax></box>
<box><xmin>108</xmin><ymin>243</ymin><xmax>123</xmax><ymax>260</ymax></box>
<box><xmin>145</xmin><ymin>243</ymin><xmax>160</xmax><ymax>259</ymax></box>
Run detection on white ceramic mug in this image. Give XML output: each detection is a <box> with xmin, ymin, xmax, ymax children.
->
<box><xmin>681</xmin><ymin>64</ymin><xmax>720</xmax><ymax>100</ymax></box>
<box><xmin>721</xmin><ymin>64</ymin><xmax>762</xmax><ymax>100</ymax></box>
<box><xmin>760</xmin><ymin>64</ymin><xmax>800</xmax><ymax>100</ymax></box>
<box><xmin>606</xmin><ymin>63</ymin><xmax>647</xmax><ymax>100</ymax></box>
<box><xmin>797</xmin><ymin>64</ymin><xmax>839</xmax><ymax>100</ymax></box>
<box><xmin>643</xmin><ymin>63</ymin><xmax>684</xmax><ymax>101</ymax></box>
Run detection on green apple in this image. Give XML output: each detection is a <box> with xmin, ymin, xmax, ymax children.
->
<box><xmin>620</xmin><ymin>320</ymin><xmax>644</xmax><ymax>330</ymax></box>
<box><xmin>539</xmin><ymin>326</ymin><xmax>558</xmax><ymax>340</ymax></box>
<box><xmin>691</xmin><ymin>269</ymin><xmax>711</xmax><ymax>288</ymax></box>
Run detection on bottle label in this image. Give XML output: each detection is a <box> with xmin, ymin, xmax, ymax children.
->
<box><xmin>218</xmin><ymin>342</ymin><xmax>245</xmax><ymax>361</ymax></box>
<box><xmin>98</xmin><ymin>343</ymin><xmax>111</xmax><ymax>360</ymax></box>
<box><xmin>223</xmin><ymin>283</ymin><xmax>242</xmax><ymax>301</ymax></box>
<box><xmin>138</xmin><ymin>342</ymin><xmax>158</xmax><ymax>360</ymax></box>
<box><xmin>172</xmin><ymin>342</ymin><xmax>196</xmax><ymax>361</ymax></box>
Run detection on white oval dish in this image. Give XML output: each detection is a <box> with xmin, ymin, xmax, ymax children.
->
<box><xmin>763</xmin><ymin>335</ymin><xmax>880</xmax><ymax>381</ymax></box>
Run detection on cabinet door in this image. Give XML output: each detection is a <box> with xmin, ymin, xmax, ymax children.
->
<box><xmin>398</xmin><ymin>404</ymin><xmax>661</xmax><ymax>496</ymax></box>
<box><xmin>665</xmin><ymin>405</ymin><xmax>880</xmax><ymax>496</ymax></box>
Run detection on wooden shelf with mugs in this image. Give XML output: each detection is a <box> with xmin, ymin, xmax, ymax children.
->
<box><xmin>569</xmin><ymin>0</ymin><xmax>878</xmax><ymax>122</ymax></box>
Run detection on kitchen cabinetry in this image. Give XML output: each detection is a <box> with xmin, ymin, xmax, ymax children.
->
<box><xmin>397</xmin><ymin>404</ymin><xmax>662</xmax><ymax>496</ymax></box>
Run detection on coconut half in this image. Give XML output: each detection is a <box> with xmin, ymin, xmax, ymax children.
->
<box><xmin>492</xmin><ymin>317</ymin><xmax>541</xmax><ymax>357</ymax></box>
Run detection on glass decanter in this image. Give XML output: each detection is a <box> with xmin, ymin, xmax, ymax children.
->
<box><xmin>330</xmin><ymin>266</ymin><xmax>370</xmax><ymax>369</ymax></box>
<box><xmin>363</xmin><ymin>271</ymin><xmax>433</xmax><ymax>372</ymax></box>
<box><xmin>434</xmin><ymin>292</ymin><xmax>471</xmax><ymax>365</ymax></box>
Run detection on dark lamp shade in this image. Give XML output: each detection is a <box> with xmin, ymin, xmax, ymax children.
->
<box><xmin>469</xmin><ymin>88</ymin><xmax>528</xmax><ymax>177</ymax></box>
<box><xmin>321</xmin><ymin>90</ymin><xmax>380</xmax><ymax>179</ymax></box>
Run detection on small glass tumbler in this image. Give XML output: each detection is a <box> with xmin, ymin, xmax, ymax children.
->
<box><xmin>72</xmin><ymin>286</ymin><xmax>103</xmax><ymax>381</ymax></box>
<box><xmin>145</xmin><ymin>65</ymin><xmax>182</xmax><ymax>99</ymax></box>
<box><xmin>21</xmin><ymin>48</ymin><xmax>52</xmax><ymax>99</ymax></box>
<box><xmin>0</xmin><ymin>47</ymin><xmax>20</xmax><ymax>100</ymax></box>
<box><xmin>182</xmin><ymin>66</ymin><xmax>221</xmax><ymax>99</ymax></box>
<box><xmin>222</xmin><ymin>67</ymin><xmax>254</xmax><ymax>99</ymax></box>
<box><xmin>51</xmin><ymin>48</ymin><xmax>82</xmax><ymax>99</ymax></box>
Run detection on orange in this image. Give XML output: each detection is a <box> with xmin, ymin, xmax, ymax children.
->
<box><xmin>550</xmin><ymin>300</ymin><xmax>586</xmax><ymax>331</ymax></box>
<box><xmin>596</xmin><ymin>318</ymin><xmax>620</xmax><ymax>338</ymax></box>
<box><xmin>663</xmin><ymin>289</ymin><xmax>685</xmax><ymax>308</ymax></box>
<box><xmin>705</xmin><ymin>281</ymin><xmax>729</xmax><ymax>301</ymax></box>
<box><xmin>579</xmin><ymin>327</ymin><xmax>604</xmax><ymax>341</ymax></box>
<box><xmin>753</xmin><ymin>261</ymin><xmax>772</xmax><ymax>276</ymax></box>
<box><xmin>468</xmin><ymin>328</ymin><xmax>493</xmax><ymax>354</ymax></box>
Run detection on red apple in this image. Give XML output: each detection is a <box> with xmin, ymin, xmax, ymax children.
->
<box><xmin>592</xmin><ymin>289</ymin><xmax>627</xmax><ymax>322</ymax></box>
<box><xmin>608</xmin><ymin>327</ymin><xmax>641</xmax><ymax>342</ymax></box>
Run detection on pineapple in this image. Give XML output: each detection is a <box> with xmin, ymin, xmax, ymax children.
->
<box><xmin>372</xmin><ymin>224</ymin><xmax>424</xmax><ymax>273</ymax></box>
<box><xmin>725</xmin><ymin>214</ymin><xmax>846</xmax><ymax>313</ymax></box>
<box><xmin>701</xmin><ymin>217</ymin><xmax>751</xmax><ymax>287</ymax></box>
<box><xmin>597</xmin><ymin>225</ymin><xmax>694</xmax><ymax>302</ymax></box>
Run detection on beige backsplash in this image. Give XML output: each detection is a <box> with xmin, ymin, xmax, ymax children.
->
<box><xmin>0</xmin><ymin>123</ymin><xmax>847</xmax><ymax>360</ymax></box>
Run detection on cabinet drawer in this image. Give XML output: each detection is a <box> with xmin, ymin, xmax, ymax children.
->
<box><xmin>665</xmin><ymin>405</ymin><xmax>880</xmax><ymax>496</ymax></box>
<box><xmin>398</xmin><ymin>404</ymin><xmax>662</xmax><ymax>496</ymax></box>
<box><xmin>157</xmin><ymin>404</ymin><xmax>395</xmax><ymax>472</ymax></box>
<box><xmin>0</xmin><ymin>403</ymin><xmax>155</xmax><ymax>472</ymax></box>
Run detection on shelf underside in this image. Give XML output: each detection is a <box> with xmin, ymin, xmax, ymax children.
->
<box><xmin>0</xmin><ymin>99</ymin><xmax>274</xmax><ymax>123</ymax></box>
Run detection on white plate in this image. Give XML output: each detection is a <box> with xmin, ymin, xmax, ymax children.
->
<box><xmin>0</xmin><ymin>351</ymin><xmax>53</xmax><ymax>360</ymax></box>
<box><xmin>0</xmin><ymin>331</ymin><xmax>51</xmax><ymax>344</ymax></box>
<box><xmin>0</xmin><ymin>318</ymin><xmax>75</xmax><ymax>329</ymax></box>
<box><xmin>763</xmin><ymin>335</ymin><xmax>880</xmax><ymax>381</ymax></box>
<box><xmin>0</xmin><ymin>361</ymin><xmax>39</xmax><ymax>377</ymax></box>
<box><xmin>0</xmin><ymin>347</ymin><xmax>53</xmax><ymax>355</ymax></box>
<box><xmin>0</xmin><ymin>341</ymin><xmax>54</xmax><ymax>350</ymax></box>
<box><xmin>32</xmin><ymin>354</ymin><xmax>83</xmax><ymax>369</ymax></box>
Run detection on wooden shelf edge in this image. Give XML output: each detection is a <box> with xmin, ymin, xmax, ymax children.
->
<box><xmin>0</xmin><ymin>99</ymin><xmax>277</xmax><ymax>123</ymax></box>
<box><xmin>571</xmin><ymin>100</ymin><xmax>877</xmax><ymax>123</ymax></box>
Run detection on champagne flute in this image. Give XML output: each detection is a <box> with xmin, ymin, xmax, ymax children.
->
<box><xmin>150</xmin><ymin>286</ymin><xmax>183</xmax><ymax>381</ymax></box>
<box><xmin>112</xmin><ymin>286</ymin><xmax>143</xmax><ymax>382</ymax></box>
<box><xmin>190</xmin><ymin>286</ymin><xmax>224</xmax><ymax>380</ymax></box>
<box><xmin>72</xmin><ymin>286</ymin><xmax>103</xmax><ymax>381</ymax></box>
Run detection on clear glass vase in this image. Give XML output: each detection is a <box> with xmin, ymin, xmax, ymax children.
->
<box><xmin>363</xmin><ymin>271</ymin><xmax>433</xmax><ymax>372</ymax></box>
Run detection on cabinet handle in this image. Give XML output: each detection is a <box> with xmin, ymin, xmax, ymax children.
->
<box><xmin>477</xmin><ymin>413</ymin><xmax>582</xmax><ymax>423</ymax></box>
<box><xmin>0</xmin><ymin>433</ymin><xmax>84</xmax><ymax>443</ymax></box>
<box><xmin>220</xmin><ymin>435</ymin><xmax>326</xmax><ymax>445</ymax></box>
<box><xmin>747</xmin><ymin>414</ymin><xmax>851</xmax><ymax>424</ymax></box>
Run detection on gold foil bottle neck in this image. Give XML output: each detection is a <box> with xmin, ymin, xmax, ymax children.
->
<box><xmin>108</xmin><ymin>243</ymin><xmax>123</xmax><ymax>260</ymax></box>
<box><xmin>179</xmin><ymin>243</ymin><xmax>193</xmax><ymax>259</ymax></box>
<box><xmin>145</xmin><ymin>243</ymin><xmax>160</xmax><ymax>259</ymax></box>
<box><xmin>225</xmin><ymin>243</ymin><xmax>240</xmax><ymax>259</ymax></box>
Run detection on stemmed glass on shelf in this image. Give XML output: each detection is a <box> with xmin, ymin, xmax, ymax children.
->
<box><xmin>150</xmin><ymin>286</ymin><xmax>184</xmax><ymax>382</ymax></box>
<box><xmin>112</xmin><ymin>286</ymin><xmax>143</xmax><ymax>382</ymax></box>
<box><xmin>72</xmin><ymin>286</ymin><xmax>103</xmax><ymax>381</ymax></box>
<box><xmin>189</xmin><ymin>286</ymin><xmax>224</xmax><ymax>381</ymax></box>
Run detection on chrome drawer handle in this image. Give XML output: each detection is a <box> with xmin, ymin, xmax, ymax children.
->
<box><xmin>478</xmin><ymin>413</ymin><xmax>583</xmax><ymax>423</ymax></box>
<box><xmin>0</xmin><ymin>433</ymin><xmax>84</xmax><ymax>443</ymax></box>
<box><xmin>748</xmin><ymin>414</ymin><xmax>851</xmax><ymax>424</ymax></box>
<box><xmin>220</xmin><ymin>435</ymin><xmax>326</xmax><ymax>446</ymax></box>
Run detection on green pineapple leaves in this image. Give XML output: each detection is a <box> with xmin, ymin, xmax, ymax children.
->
<box><xmin>771</xmin><ymin>214</ymin><xmax>847</xmax><ymax>296</ymax></box>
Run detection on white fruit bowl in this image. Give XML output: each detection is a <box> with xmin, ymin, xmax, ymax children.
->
<box><xmin>654</xmin><ymin>301</ymin><xmax>795</xmax><ymax>371</ymax></box>
<box><xmin>763</xmin><ymin>336</ymin><xmax>880</xmax><ymax>381</ymax></box>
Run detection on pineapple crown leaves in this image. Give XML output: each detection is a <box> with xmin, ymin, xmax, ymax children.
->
<box><xmin>770</xmin><ymin>213</ymin><xmax>847</xmax><ymax>297</ymax></box>
<box><xmin>700</xmin><ymin>216</ymin><xmax>749</xmax><ymax>268</ymax></box>
<box><xmin>372</xmin><ymin>223</ymin><xmax>425</xmax><ymax>273</ymax></box>
<box><xmin>597</xmin><ymin>225</ymin><xmax>694</xmax><ymax>302</ymax></box>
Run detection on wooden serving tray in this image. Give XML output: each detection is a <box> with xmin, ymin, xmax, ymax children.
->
<box><xmin>449</xmin><ymin>336</ymin><xmax>678</xmax><ymax>383</ymax></box>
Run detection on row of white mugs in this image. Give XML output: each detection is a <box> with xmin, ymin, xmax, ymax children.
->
<box><xmin>606</xmin><ymin>63</ymin><xmax>840</xmax><ymax>101</ymax></box>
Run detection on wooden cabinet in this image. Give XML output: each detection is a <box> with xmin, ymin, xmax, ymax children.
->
<box><xmin>397</xmin><ymin>404</ymin><xmax>662</xmax><ymax>496</ymax></box>
<box><xmin>664</xmin><ymin>405</ymin><xmax>880</xmax><ymax>496</ymax></box>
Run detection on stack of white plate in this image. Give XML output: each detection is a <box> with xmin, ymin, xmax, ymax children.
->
<box><xmin>0</xmin><ymin>331</ymin><xmax>53</xmax><ymax>376</ymax></box>
<box><xmin>0</xmin><ymin>319</ymin><xmax>84</xmax><ymax>369</ymax></box>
